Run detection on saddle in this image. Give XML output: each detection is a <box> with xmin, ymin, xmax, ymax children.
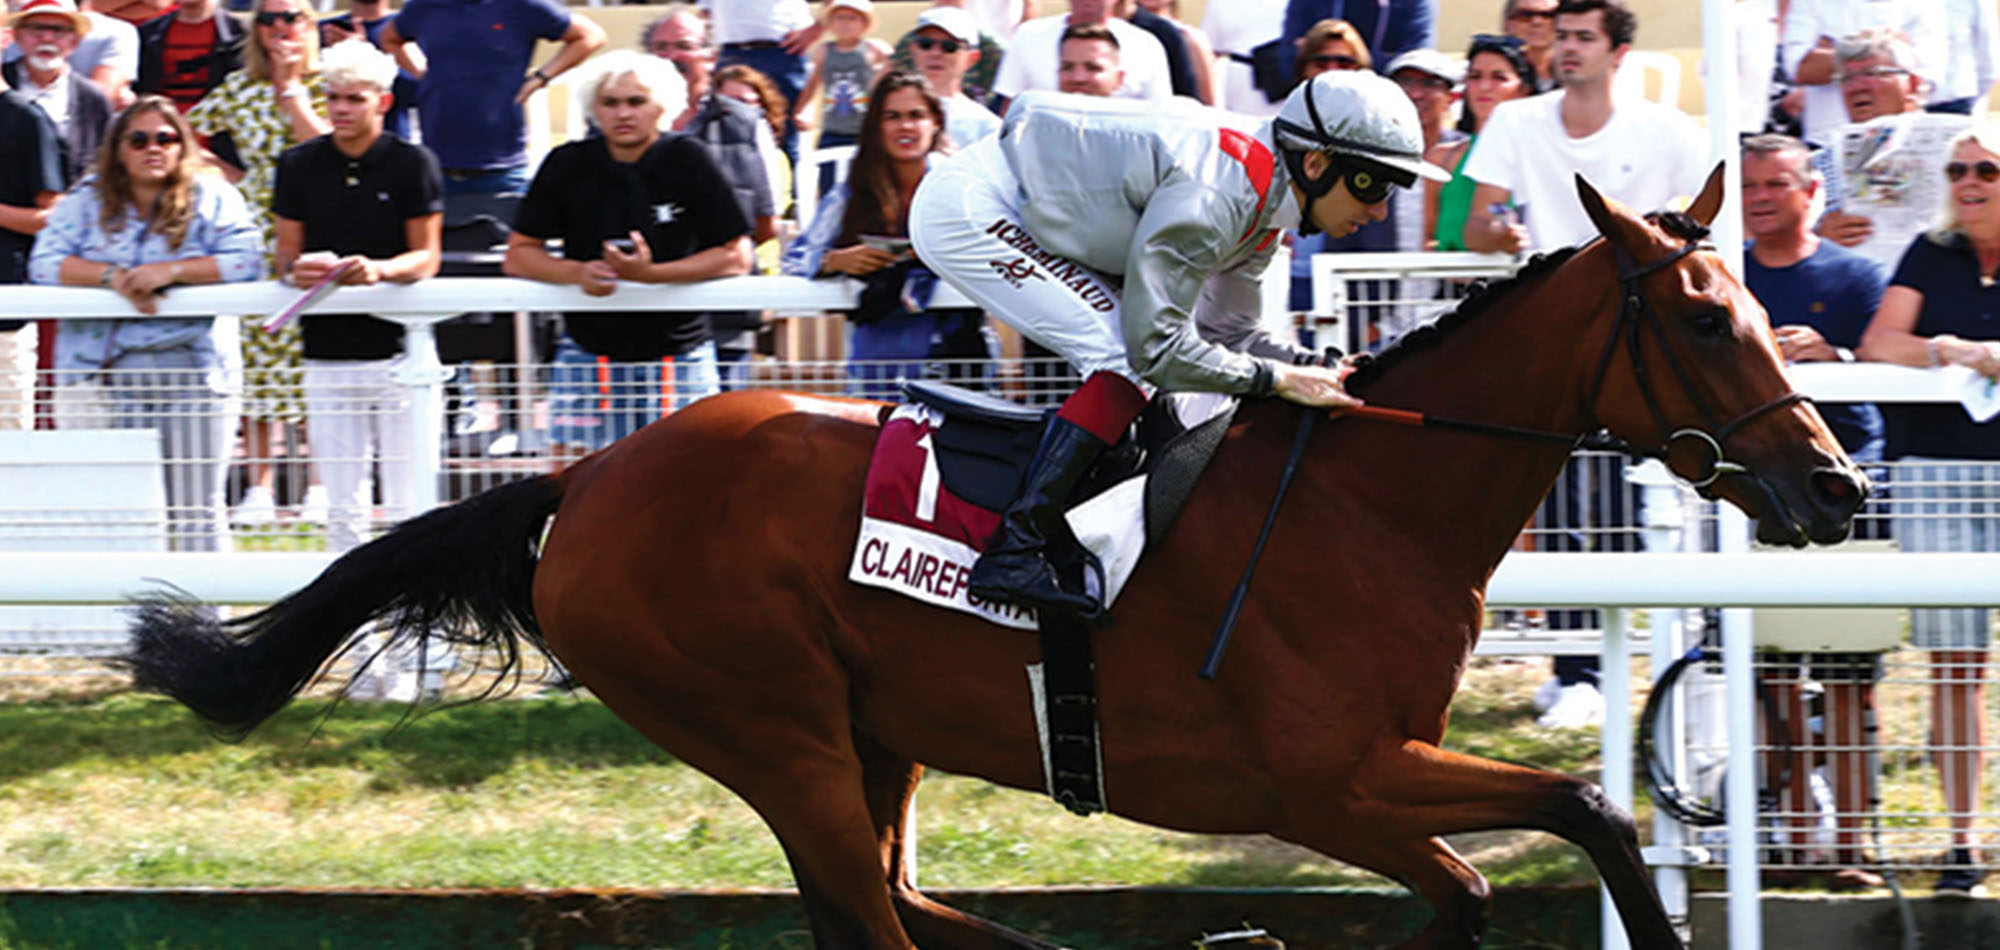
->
<box><xmin>851</xmin><ymin>380</ymin><xmax>1236</xmax><ymax>816</ymax></box>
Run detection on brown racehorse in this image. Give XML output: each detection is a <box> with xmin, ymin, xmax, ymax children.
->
<box><xmin>125</xmin><ymin>169</ymin><xmax>1865</xmax><ymax>950</ymax></box>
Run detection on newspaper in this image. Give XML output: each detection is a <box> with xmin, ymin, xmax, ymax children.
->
<box><xmin>1816</xmin><ymin>111</ymin><xmax>1975</xmax><ymax>269</ymax></box>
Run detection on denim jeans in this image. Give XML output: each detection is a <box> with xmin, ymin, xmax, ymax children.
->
<box><xmin>547</xmin><ymin>338</ymin><xmax>720</xmax><ymax>450</ymax></box>
<box><xmin>441</xmin><ymin>164</ymin><xmax>531</xmax><ymax>199</ymax></box>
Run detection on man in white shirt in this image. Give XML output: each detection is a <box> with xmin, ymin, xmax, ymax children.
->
<box><xmin>1461</xmin><ymin>0</ymin><xmax>1708</xmax><ymax>254</ymax></box>
<box><xmin>1781</xmin><ymin>0</ymin><xmax>1945</xmax><ymax>147</ymax></box>
<box><xmin>1201</xmin><ymin>0</ymin><xmax>1283</xmax><ymax>117</ymax></box>
<box><xmin>1458</xmin><ymin>0</ymin><xmax>1710</xmax><ymax>731</ymax></box>
<box><xmin>909</xmin><ymin>6</ymin><xmax>999</xmax><ymax>146</ymax></box>
<box><xmin>991</xmin><ymin>0</ymin><xmax>1169</xmax><ymax>109</ymax></box>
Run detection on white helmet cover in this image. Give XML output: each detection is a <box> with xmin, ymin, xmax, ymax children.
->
<box><xmin>1274</xmin><ymin>71</ymin><xmax>1453</xmax><ymax>185</ymax></box>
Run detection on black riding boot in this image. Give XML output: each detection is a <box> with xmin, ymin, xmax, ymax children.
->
<box><xmin>968</xmin><ymin>416</ymin><xmax>1109</xmax><ymax>617</ymax></box>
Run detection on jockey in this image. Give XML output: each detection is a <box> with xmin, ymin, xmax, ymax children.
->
<box><xmin>907</xmin><ymin>70</ymin><xmax>1450</xmax><ymax>617</ymax></box>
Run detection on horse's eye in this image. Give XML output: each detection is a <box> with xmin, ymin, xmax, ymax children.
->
<box><xmin>1691</xmin><ymin>308</ymin><xmax>1731</xmax><ymax>339</ymax></box>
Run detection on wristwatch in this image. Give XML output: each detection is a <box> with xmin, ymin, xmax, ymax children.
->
<box><xmin>98</xmin><ymin>265</ymin><xmax>119</xmax><ymax>288</ymax></box>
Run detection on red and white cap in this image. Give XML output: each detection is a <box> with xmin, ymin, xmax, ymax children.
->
<box><xmin>8</xmin><ymin>0</ymin><xmax>91</xmax><ymax>38</ymax></box>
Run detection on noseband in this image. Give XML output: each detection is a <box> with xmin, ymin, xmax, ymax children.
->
<box><xmin>1579</xmin><ymin>240</ymin><xmax>1809</xmax><ymax>490</ymax></box>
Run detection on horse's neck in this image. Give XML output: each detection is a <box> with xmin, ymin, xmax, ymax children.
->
<box><xmin>1317</xmin><ymin>265</ymin><xmax>1620</xmax><ymax>581</ymax></box>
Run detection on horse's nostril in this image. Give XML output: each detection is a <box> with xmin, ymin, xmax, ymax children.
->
<box><xmin>1811</xmin><ymin>469</ymin><xmax>1864</xmax><ymax>513</ymax></box>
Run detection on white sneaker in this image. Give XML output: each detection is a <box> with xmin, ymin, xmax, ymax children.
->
<box><xmin>230</xmin><ymin>485</ymin><xmax>278</xmax><ymax>527</ymax></box>
<box><xmin>1531</xmin><ymin>675</ymin><xmax>1563</xmax><ymax>712</ymax></box>
<box><xmin>297</xmin><ymin>484</ymin><xmax>329</xmax><ymax>525</ymax></box>
<box><xmin>1537</xmin><ymin>682</ymin><xmax>1605</xmax><ymax>730</ymax></box>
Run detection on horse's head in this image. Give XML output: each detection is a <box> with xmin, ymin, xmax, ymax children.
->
<box><xmin>1576</xmin><ymin>164</ymin><xmax>1868</xmax><ymax>547</ymax></box>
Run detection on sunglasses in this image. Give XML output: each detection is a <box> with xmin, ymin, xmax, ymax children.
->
<box><xmin>1507</xmin><ymin>8</ymin><xmax>1556</xmax><ymax>21</ymax></box>
<box><xmin>911</xmin><ymin>36</ymin><xmax>967</xmax><ymax>54</ymax></box>
<box><xmin>1308</xmin><ymin>53</ymin><xmax>1365</xmax><ymax>71</ymax></box>
<box><xmin>125</xmin><ymin>129</ymin><xmax>183</xmax><ymax>149</ymax></box>
<box><xmin>254</xmin><ymin>10</ymin><xmax>303</xmax><ymax>26</ymax></box>
<box><xmin>1947</xmin><ymin>160</ymin><xmax>2000</xmax><ymax>183</ymax></box>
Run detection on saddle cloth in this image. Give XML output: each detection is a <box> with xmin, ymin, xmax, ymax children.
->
<box><xmin>848</xmin><ymin>392</ymin><xmax>1233</xmax><ymax>629</ymax></box>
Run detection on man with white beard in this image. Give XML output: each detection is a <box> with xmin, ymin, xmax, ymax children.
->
<box><xmin>3</xmin><ymin>0</ymin><xmax>109</xmax><ymax>182</ymax></box>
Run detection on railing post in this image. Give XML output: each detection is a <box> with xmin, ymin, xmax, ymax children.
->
<box><xmin>1601</xmin><ymin>604</ymin><xmax>1633</xmax><ymax>950</ymax></box>
<box><xmin>390</xmin><ymin>316</ymin><xmax>453</xmax><ymax>514</ymax></box>
<box><xmin>1720</xmin><ymin>506</ymin><xmax>1761</xmax><ymax>949</ymax></box>
<box><xmin>1630</xmin><ymin>461</ymin><xmax>1694</xmax><ymax>940</ymax></box>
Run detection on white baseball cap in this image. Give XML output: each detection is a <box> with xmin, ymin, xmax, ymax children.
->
<box><xmin>1274</xmin><ymin>70</ymin><xmax>1452</xmax><ymax>183</ymax></box>
<box><xmin>1385</xmin><ymin>48</ymin><xmax>1464</xmax><ymax>88</ymax></box>
<box><xmin>826</xmin><ymin>0</ymin><xmax>874</xmax><ymax>22</ymax></box>
<box><xmin>913</xmin><ymin>7</ymin><xmax>979</xmax><ymax>47</ymax></box>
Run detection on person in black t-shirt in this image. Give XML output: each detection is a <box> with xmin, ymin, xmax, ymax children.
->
<box><xmin>270</xmin><ymin>38</ymin><xmax>441</xmax><ymax>553</ymax></box>
<box><xmin>0</xmin><ymin>16</ymin><xmax>66</xmax><ymax>429</ymax></box>
<box><xmin>503</xmin><ymin>49</ymin><xmax>751</xmax><ymax>453</ymax></box>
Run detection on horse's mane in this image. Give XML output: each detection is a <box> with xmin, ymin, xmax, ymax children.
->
<box><xmin>1343</xmin><ymin>210</ymin><xmax>1710</xmax><ymax>395</ymax></box>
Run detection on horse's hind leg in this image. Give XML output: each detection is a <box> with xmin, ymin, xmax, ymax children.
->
<box><xmin>1308</xmin><ymin>738</ymin><xmax>1683</xmax><ymax>950</ymax></box>
<box><xmin>1318</xmin><ymin>837</ymin><xmax>1490</xmax><ymax>950</ymax></box>
<box><xmin>856</xmin><ymin>733</ymin><xmax>1059</xmax><ymax>950</ymax></box>
<box><xmin>750</xmin><ymin>753</ymin><xmax>922</xmax><ymax>950</ymax></box>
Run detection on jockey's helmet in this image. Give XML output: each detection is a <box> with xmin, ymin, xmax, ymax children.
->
<box><xmin>1273</xmin><ymin>71</ymin><xmax>1451</xmax><ymax>231</ymax></box>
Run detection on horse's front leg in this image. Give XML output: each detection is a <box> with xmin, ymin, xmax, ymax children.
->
<box><xmin>1296</xmin><ymin>737</ymin><xmax>1683</xmax><ymax>950</ymax></box>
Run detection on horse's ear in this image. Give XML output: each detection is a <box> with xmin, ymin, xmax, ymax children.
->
<box><xmin>1576</xmin><ymin>172</ymin><xmax>1648</xmax><ymax>247</ymax></box>
<box><xmin>1684</xmin><ymin>162</ymin><xmax>1727</xmax><ymax>227</ymax></box>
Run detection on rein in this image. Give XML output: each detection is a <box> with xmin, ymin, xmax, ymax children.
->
<box><xmin>1339</xmin><ymin>239</ymin><xmax>1811</xmax><ymax>492</ymax></box>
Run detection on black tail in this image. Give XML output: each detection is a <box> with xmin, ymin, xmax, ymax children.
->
<box><xmin>119</xmin><ymin>474</ymin><xmax>566</xmax><ymax>740</ymax></box>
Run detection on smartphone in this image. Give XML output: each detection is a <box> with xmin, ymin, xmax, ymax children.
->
<box><xmin>860</xmin><ymin>234</ymin><xmax>913</xmax><ymax>258</ymax></box>
<box><xmin>608</xmin><ymin>237</ymin><xmax>638</xmax><ymax>254</ymax></box>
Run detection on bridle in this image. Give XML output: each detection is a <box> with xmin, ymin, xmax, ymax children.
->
<box><xmin>1581</xmin><ymin>239</ymin><xmax>1809</xmax><ymax>490</ymax></box>
<box><xmin>1337</xmin><ymin>237</ymin><xmax>1812</xmax><ymax>493</ymax></box>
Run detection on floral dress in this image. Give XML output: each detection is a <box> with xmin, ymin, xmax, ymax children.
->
<box><xmin>187</xmin><ymin>70</ymin><xmax>325</xmax><ymax>423</ymax></box>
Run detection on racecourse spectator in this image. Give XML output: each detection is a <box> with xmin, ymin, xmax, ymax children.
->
<box><xmin>713</xmin><ymin>63</ymin><xmax>793</xmax><ymax>218</ymax></box>
<box><xmin>316</xmin><ymin>0</ymin><xmax>417</xmax><ymax>139</ymax></box>
<box><xmin>1200</xmin><ymin>0</ymin><xmax>1284</xmax><ymax>116</ymax></box>
<box><xmin>272</xmin><ymin>39</ymin><xmax>441</xmax><ymax>554</ymax></box>
<box><xmin>1738</xmin><ymin>132</ymin><xmax>1889</xmax><ymax>890</ymax></box>
<box><xmin>1857</xmin><ymin>123</ymin><xmax>2000</xmax><ymax>897</ymax></box>
<box><xmin>380</xmin><ymin>0</ymin><xmax>604</xmax><ymax>199</ymax></box>
<box><xmin>1781</xmin><ymin>0</ymin><xmax>1944</xmax><ymax>148</ymax></box>
<box><xmin>795</xmin><ymin>0</ymin><xmax>890</xmax><ymax>153</ymax></box>
<box><xmin>904</xmin><ymin>6</ymin><xmax>998</xmax><ymax>147</ymax></box>
<box><xmin>1459</xmin><ymin>0</ymin><xmax>1708</xmax><ymax>729</ymax></box>
<box><xmin>648</xmin><ymin>7</ymin><xmax>778</xmax><ymax>390</ymax></box>
<box><xmin>889</xmin><ymin>0</ymin><xmax>1005</xmax><ymax>110</ymax></box>
<box><xmin>991</xmin><ymin>0</ymin><xmax>1170</xmax><ymax>108</ymax></box>
<box><xmin>783</xmin><ymin>70</ymin><xmax>992</xmax><ymax>397</ymax></box>
<box><xmin>1933</xmin><ymin>0</ymin><xmax>1999</xmax><ymax>115</ymax></box>
<box><xmin>5</xmin><ymin>0</ymin><xmax>114</xmax><ymax>183</ymax></box>
<box><xmin>1815</xmin><ymin>30</ymin><xmax>1942</xmax><ymax>256</ymax></box>
<box><xmin>0</xmin><ymin>13</ymin><xmax>63</xmax><ymax>431</ymax></box>
<box><xmin>29</xmin><ymin>96</ymin><xmax>263</xmax><ymax>552</ymax></box>
<box><xmin>503</xmin><ymin>51</ymin><xmax>751</xmax><ymax>451</ymax></box>
<box><xmin>1289</xmin><ymin>18</ymin><xmax>1368</xmax><ymax>94</ymax></box>
<box><xmin>1058</xmin><ymin>23</ymin><xmax>1122</xmax><ymax>98</ymax></box>
<box><xmin>134</xmin><ymin>0</ymin><xmax>244</xmax><ymax>113</ymax></box>
<box><xmin>1278</xmin><ymin>0</ymin><xmax>1434</xmax><ymax>87</ymax></box>
<box><xmin>1428</xmin><ymin>33</ymin><xmax>1535</xmax><ymax>250</ymax></box>
<box><xmin>5</xmin><ymin>0</ymin><xmax>137</xmax><ymax>107</ymax></box>
<box><xmin>188</xmin><ymin>0</ymin><xmax>329</xmax><ymax>528</ymax></box>
<box><xmin>1384</xmin><ymin>47</ymin><xmax>1458</xmax><ymax>252</ymax></box>
<box><xmin>1500</xmin><ymin>0</ymin><xmax>1557</xmax><ymax>91</ymax></box>
<box><xmin>710</xmin><ymin>0</ymin><xmax>820</xmax><ymax>165</ymax></box>
<box><xmin>1123</xmin><ymin>0</ymin><xmax>1203</xmax><ymax>102</ymax></box>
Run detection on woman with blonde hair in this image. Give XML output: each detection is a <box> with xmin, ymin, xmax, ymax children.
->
<box><xmin>28</xmin><ymin>96</ymin><xmax>264</xmax><ymax>551</ymax></box>
<box><xmin>1859</xmin><ymin>121</ymin><xmax>2000</xmax><ymax>896</ymax></box>
<box><xmin>186</xmin><ymin>0</ymin><xmax>332</xmax><ymax>526</ymax></box>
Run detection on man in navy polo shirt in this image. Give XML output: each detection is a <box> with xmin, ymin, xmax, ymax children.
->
<box><xmin>380</xmin><ymin>0</ymin><xmax>602</xmax><ymax>198</ymax></box>
<box><xmin>271</xmin><ymin>38</ymin><xmax>442</xmax><ymax>554</ymax></box>
<box><xmin>503</xmin><ymin>50</ymin><xmax>751</xmax><ymax>453</ymax></box>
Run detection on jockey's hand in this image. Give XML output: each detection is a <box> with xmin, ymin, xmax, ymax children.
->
<box><xmin>1272</xmin><ymin>361</ymin><xmax>1362</xmax><ymax>409</ymax></box>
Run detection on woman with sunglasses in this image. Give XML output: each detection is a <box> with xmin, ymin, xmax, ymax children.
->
<box><xmin>1429</xmin><ymin>34</ymin><xmax>1537</xmax><ymax>251</ymax></box>
<box><xmin>1290</xmin><ymin>18</ymin><xmax>1370</xmax><ymax>88</ymax></box>
<box><xmin>27</xmin><ymin>96</ymin><xmax>264</xmax><ymax>551</ymax></box>
<box><xmin>1858</xmin><ymin>125</ymin><xmax>2000</xmax><ymax>896</ymax></box>
<box><xmin>185</xmin><ymin>0</ymin><xmax>330</xmax><ymax>527</ymax></box>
